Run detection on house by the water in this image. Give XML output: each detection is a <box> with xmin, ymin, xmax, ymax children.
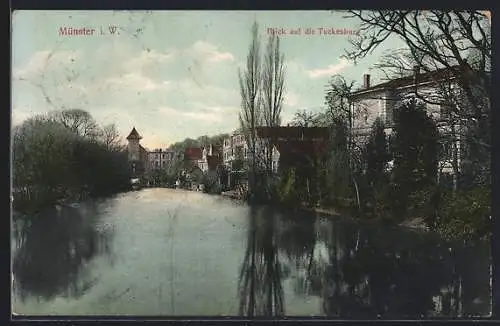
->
<box><xmin>349</xmin><ymin>64</ymin><xmax>483</xmax><ymax>175</ymax></box>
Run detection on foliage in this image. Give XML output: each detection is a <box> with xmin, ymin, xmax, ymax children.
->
<box><xmin>291</xmin><ymin>110</ymin><xmax>322</xmax><ymax>127</ymax></box>
<box><xmin>12</xmin><ymin>110</ymin><xmax>131</xmax><ymax>213</ymax></box>
<box><xmin>276</xmin><ymin>168</ymin><xmax>299</xmax><ymax>207</ymax></box>
<box><xmin>318</xmin><ymin>118</ymin><xmax>354</xmax><ymax>207</ymax></box>
<box><xmin>435</xmin><ymin>187</ymin><xmax>491</xmax><ymax>241</ymax></box>
<box><xmin>361</xmin><ymin>118</ymin><xmax>392</xmax><ymax>217</ymax></box>
<box><xmin>325</xmin><ymin>75</ymin><xmax>355</xmax><ymax>123</ymax></box>
<box><xmin>202</xmin><ymin>171</ymin><xmax>223</xmax><ymax>194</ymax></box>
<box><xmin>364</xmin><ymin>118</ymin><xmax>391</xmax><ymax>181</ymax></box>
<box><xmin>168</xmin><ymin>133</ymin><xmax>229</xmax><ymax>153</ymax></box>
<box><xmin>390</xmin><ymin>99</ymin><xmax>439</xmax><ymax>217</ymax></box>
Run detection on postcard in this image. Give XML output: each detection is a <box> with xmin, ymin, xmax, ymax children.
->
<box><xmin>11</xmin><ymin>10</ymin><xmax>492</xmax><ymax>318</ymax></box>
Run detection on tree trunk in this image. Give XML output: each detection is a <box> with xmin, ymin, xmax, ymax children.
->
<box><xmin>352</xmin><ymin>175</ymin><xmax>361</xmax><ymax>214</ymax></box>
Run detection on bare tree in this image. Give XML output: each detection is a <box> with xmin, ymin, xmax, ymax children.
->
<box><xmin>344</xmin><ymin>10</ymin><xmax>491</xmax><ymax>187</ymax></box>
<box><xmin>344</xmin><ymin>10</ymin><xmax>490</xmax><ymax>141</ymax></box>
<box><xmin>99</xmin><ymin>124</ymin><xmax>122</xmax><ymax>151</ymax></box>
<box><xmin>239</xmin><ymin>21</ymin><xmax>263</xmax><ymax>198</ymax></box>
<box><xmin>325</xmin><ymin>75</ymin><xmax>362</xmax><ymax>211</ymax></box>
<box><xmin>291</xmin><ymin>109</ymin><xmax>319</xmax><ymax>127</ymax></box>
<box><xmin>49</xmin><ymin>109</ymin><xmax>100</xmax><ymax>140</ymax></box>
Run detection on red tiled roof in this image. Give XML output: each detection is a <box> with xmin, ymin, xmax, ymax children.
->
<box><xmin>351</xmin><ymin>65</ymin><xmax>471</xmax><ymax>96</ymax></box>
<box><xmin>276</xmin><ymin>139</ymin><xmax>328</xmax><ymax>158</ymax></box>
<box><xmin>126</xmin><ymin>127</ymin><xmax>142</xmax><ymax>140</ymax></box>
<box><xmin>185</xmin><ymin>147</ymin><xmax>202</xmax><ymax>160</ymax></box>
<box><xmin>256</xmin><ymin>126</ymin><xmax>329</xmax><ymax>140</ymax></box>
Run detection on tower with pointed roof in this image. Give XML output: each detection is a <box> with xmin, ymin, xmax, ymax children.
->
<box><xmin>126</xmin><ymin>127</ymin><xmax>149</xmax><ymax>178</ymax></box>
<box><xmin>126</xmin><ymin>127</ymin><xmax>142</xmax><ymax>162</ymax></box>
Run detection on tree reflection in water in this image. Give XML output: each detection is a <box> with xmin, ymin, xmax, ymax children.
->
<box><xmin>12</xmin><ymin>203</ymin><xmax>115</xmax><ymax>302</ymax></box>
<box><xmin>238</xmin><ymin>208</ymin><xmax>490</xmax><ymax>318</ymax></box>
<box><xmin>238</xmin><ymin>206</ymin><xmax>285</xmax><ymax>317</ymax></box>
<box><xmin>310</xmin><ymin>219</ymin><xmax>490</xmax><ymax>318</ymax></box>
<box><xmin>276</xmin><ymin>211</ymin><xmax>318</xmax><ymax>296</ymax></box>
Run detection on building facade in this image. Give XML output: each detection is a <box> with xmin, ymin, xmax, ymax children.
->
<box><xmin>348</xmin><ymin>66</ymin><xmax>474</xmax><ymax>175</ymax></box>
<box><xmin>222</xmin><ymin>129</ymin><xmax>279</xmax><ymax>172</ymax></box>
<box><xmin>126</xmin><ymin>127</ymin><xmax>148</xmax><ymax>177</ymax></box>
<box><xmin>147</xmin><ymin>148</ymin><xmax>177</xmax><ymax>170</ymax></box>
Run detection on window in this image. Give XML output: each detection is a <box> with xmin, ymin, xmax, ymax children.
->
<box><xmin>155</xmin><ymin>161</ymin><xmax>159</xmax><ymax>167</ymax></box>
<box><xmin>162</xmin><ymin>154</ymin><xmax>165</xmax><ymax>159</ymax></box>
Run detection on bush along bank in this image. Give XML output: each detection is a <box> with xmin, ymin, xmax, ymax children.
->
<box><xmin>12</xmin><ymin>110</ymin><xmax>132</xmax><ymax>215</ymax></box>
<box><xmin>243</xmin><ymin>99</ymin><xmax>491</xmax><ymax>242</ymax></box>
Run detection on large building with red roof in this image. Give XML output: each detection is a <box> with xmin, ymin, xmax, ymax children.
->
<box><xmin>184</xmin><ymin>144</ymin><xmax>223</xmax><ymax>173</ymax></box>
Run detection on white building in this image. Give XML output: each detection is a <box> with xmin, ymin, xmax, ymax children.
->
<box><xmin>349</xmin><ymin>65</ymin><xmax>476</xmax><ymax>175</ymax></box>
<box><xmin>147</xmin><ymin>148</ymin><xmax>177</xmax><ymax>170</ymax></box>
<box><xmin>222</xmin><ymin>130</ymin><xmax>247</xmax><ymax>171</ymax></box>
<box><xmin>198</xmin><ymin>144</ymin><xmax>219</xmax><ymax>173</ymax></box>
<box><xmin>222</xmin><ymin>129</ymin><xmax>279</xmax><ymax>173</ymax></box>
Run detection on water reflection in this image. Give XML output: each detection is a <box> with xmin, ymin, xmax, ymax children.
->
<box><xmin>11</xmin><ymin>191</ymin><xmax>490</xmax><ymax>317</ymax></box>
<box><xmin>238</xmin><ymin>209</ymin><xmax>491</xmax><ymax>318</ymax></box>
<box><xmin>238</xmin><ymin>206</ymin><xmax>285</xmax><ymax>317</ymax></box>
<box><xmin>314</xmin><ymin>222</ymin><xmax>491</xmax><ymax>318</ymax></box>
<box><xmin>12</xmin><ymin>203</ymin><xmax>114</xmax><ymax>302</ymax></box>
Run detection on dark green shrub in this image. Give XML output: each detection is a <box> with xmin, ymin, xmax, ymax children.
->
<box><xmin>436</xmin><ymin>187</ymin><xmax>491</xmax><ymax>241</ymax></box>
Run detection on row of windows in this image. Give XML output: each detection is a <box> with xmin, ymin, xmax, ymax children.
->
<box><xmin>151</xmin><ymin>161</ymin><xmax>169</xmax><ymax>167</ymax></box>
<box><xmin>150</xmin><ymin>153</ymin><xmax>174</xmax><ymax>159</ymax></box>
<box><xmin>357</xmin><ymin>100</ymin><xmax>459</xmax><ymax>127</ymax></box>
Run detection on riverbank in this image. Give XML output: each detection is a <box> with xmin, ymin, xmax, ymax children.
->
<box><xmin>220</xmin><ymin>191</ymin><xmax>429</xmax><ymax>233</ymax></box>
<box><xmin>12</xmin><ymin>187</ymin><xmax>133</xmax><ymax>218</ymax></box>
<box><xmin>304</xmin><ymin>206</ymin><xmax>429</xmax><ymax>232</ymax></box>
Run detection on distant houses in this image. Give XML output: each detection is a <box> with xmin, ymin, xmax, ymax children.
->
<box><xmin>221</xmin><ymin>130</ymin><xmax>280</xmax><ymax>173</ymax></box>
<box><xmin>125</xmin><ymin>125</ymin><xmax>327</xmax><ymax>190</ymax></box>
<box><xmin>148</xmin><ymin>148</ymin><xmax>177</xmax><ymax>170</ymax></box>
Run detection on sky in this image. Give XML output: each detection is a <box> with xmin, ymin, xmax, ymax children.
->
<box><xmin>11</xmin><ymin>10</ymin><xmax>406</xmax><ymax>149</ymax></box>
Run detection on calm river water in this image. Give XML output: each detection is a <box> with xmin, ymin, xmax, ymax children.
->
<box><xmin>11</xmin><ymin>188</ymin><xmax>491</xmax><ymax>317</ymax></box>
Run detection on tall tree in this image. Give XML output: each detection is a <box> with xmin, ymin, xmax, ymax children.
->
<box><xmin>239</xmin><ymin>21</ymin><xmax>263</xmax><ymax>198</ymax></box>
<box><xmin>325</xmin><ymin>75</ymin><xmax>355</xmax><ymax>125</ymax></box>
<box><xmin>365</xmin><ymin>117</ymin><xmax>391</xmax><ymax>182</ymax></box>
<box><xmin>261</xmin><ymin>34</ymin><xmax>285</xmax><ymax>176</ymax></box>
<box><xmin>391</xmin><ymin>98</ymin><xmax>439</xmax><ymax>217</ymax></box>
<box><xmin>325</xmin><ymin>75</ymin><xmax>362</xmax><ymax>211</ymax></box>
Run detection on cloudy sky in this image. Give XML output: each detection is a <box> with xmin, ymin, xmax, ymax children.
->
<box><xmin>12</xmin><ymin>10</ymin><xmax>405</xmax><ymax>149</ymax></box>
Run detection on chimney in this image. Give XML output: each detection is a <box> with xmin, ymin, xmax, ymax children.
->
<box><xmin>363</xmin><ymin>74</ymin><xmax>371</xmax><ymax>89</ymax></box>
